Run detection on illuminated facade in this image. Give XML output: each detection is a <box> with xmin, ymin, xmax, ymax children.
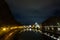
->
<box><xmin>42</xmin><ymin>16</ymin><xmax>60</xmax><ymax>33</ymax></box>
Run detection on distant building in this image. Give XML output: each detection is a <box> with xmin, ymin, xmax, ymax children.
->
<box><xmin>42</xmin><ymin>16</ymin><xmax>60</xmax><ymax>26</ymax></box>
<box><xmin>42</xmin><ymin>16</ymin><xmax>60</xmax><ymax>32</ymax></box>
<box><xmin>34</xmin><ymin>22</ymin><xmax>40</xmax><ymax>28</ymax></box>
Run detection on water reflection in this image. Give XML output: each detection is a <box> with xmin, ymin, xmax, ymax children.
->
<box><xmin>13</xmin><ymin>29</ymin><xmax>55</xmax><ymax>40</ymax></box>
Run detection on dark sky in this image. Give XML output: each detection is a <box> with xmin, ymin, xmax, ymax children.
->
<box><xmin>5</xmin><ymin>0</ymin><xmax>60</xmax><ymax>25</ymax></box>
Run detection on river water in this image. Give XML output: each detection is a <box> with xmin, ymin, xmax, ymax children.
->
<box><xmin>13</xmin><ymin>30</ymin><xmax>55</xmax><ymax>40</ymax></box>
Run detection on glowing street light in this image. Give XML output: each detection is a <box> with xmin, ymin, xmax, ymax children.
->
<box><xmin>57</xmin><ymin>22</ymin><xmax>60</xmax><ymax>26</ymax></box>
<box><xmin>29</xmin><ymin>28</ymin><xmax>32</xmax><ymax>31</ymax></box>
<box><xmin>29</xmin><ymin>25</ymin><xmax>32</xmax><ymax>28</ymax></box>
<box><xmin>2</xmin><ymin>28</ymin><xmax>7</xmax><ymax>31</ymax></box>
<box><xmin>52</xmin><ymin>27</ymin><xmax>54</xmax><ymax>30</ymax></box>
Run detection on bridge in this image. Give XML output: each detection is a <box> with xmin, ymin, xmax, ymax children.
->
<box><xmin>0</xmin><ymin>25</ymin><xmax>60</xmax><ymax>40</ymax></box>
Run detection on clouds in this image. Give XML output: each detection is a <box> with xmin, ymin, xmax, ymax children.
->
<box><xmin>5</xmin><ymin>0</ymin><xmax>60</xmax><ymax>24</ymax></box>
<box><xmin>5</xmin><ymin>0</ymin><xmax>54</xmax><ymax>8</ymax></box>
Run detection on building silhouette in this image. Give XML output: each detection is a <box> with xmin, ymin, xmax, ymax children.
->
<box><xmin>42</xmin><ymin>16</ymin><xmax>60</xmax><ymax>26</ymax></box>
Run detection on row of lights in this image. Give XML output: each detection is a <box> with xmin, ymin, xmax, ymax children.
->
<box><xmin>44</xmin><ymin>27</ymin><xmax>60</xmax><ymax>31</ymax></box>
<box><xmin>0</xmin><ymin>26</ymin><xmax>23</xmax><ymax>32</ymax></box>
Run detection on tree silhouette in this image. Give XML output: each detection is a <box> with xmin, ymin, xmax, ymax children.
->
<box><xmin>0</xmin><ymin>0</ymin><xmax>22</xmax><ymax>26</ymax></box>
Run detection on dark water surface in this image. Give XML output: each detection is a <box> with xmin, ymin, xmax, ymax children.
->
<box><xmin>13</xmin><ymin>30</ymin><xmax>55</xmax><ymax>40</ymax></box>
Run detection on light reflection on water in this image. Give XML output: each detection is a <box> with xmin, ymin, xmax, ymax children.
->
<box><xmin>13</xmin><ymin>29</ymin><xmax>55</xmax><ymax>40</ymax></box>
<box><xmin>13</xmin><ymin>29</ymin><xmax>41</xmax><ymax>40</ymax></box>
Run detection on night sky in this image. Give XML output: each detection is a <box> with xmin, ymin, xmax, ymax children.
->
<box><xmin>5</xmin><ymin>0</ymin><xmax>60</xmax><ymax>25</ymax></box>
